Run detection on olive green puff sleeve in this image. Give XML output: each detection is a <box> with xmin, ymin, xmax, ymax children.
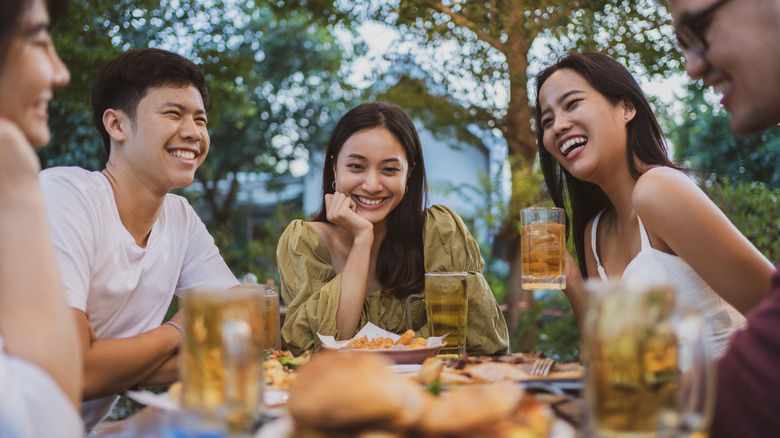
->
<box><xmin>422</xmin><ymin>205</ymin><xmax>509</xmax><ymax>355</ymax></box>
<box><xmin>276</xmin><ymin>220</ymin><xmax>342</xmax><ymax>355</ymax></box>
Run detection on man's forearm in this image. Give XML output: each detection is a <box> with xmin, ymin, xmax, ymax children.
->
<box><xmin>135</xmin><ymin>354</ymin><xmax>179</xmax><ymax>389</ymax></box>
<box><xmin>81</xmin><ymin>322</ymin><xmax>181</xmax><ymax>400</ymax></box>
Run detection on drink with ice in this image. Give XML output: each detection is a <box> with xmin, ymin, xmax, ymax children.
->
<box><xmin>521</xmin><ymin>207</ymin><xmax>566</xmax><ymax>290</ymax></box>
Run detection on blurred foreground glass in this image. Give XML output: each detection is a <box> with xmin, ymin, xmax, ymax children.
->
<box><xmin>180</xmin><ymin>286</ymin><xmax>265</xmax><ymax>434</ymax></box>
<box><xmin>582</xmin><ymin>280</ymin><xmax>715</xmax><ymax>437</ymax></box>
<box><xmin>521</xmin><ymin>207</ymin><xmax>566</xmax><ymax>290</ymax></box>
<box><xmin>406</xmin><ymin>272</ymin><xmax>468</xmax><ymax>357</ymax></box>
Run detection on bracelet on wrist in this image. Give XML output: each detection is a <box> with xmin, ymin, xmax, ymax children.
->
<box><xmin>162</xmin><ymin>321</ymin><xmax>185</xmax><ymax>336</ymax></box>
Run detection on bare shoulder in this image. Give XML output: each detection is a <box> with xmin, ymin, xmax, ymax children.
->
<box><xmin>632</xmin><ymin>167</ymin><xmax>706</xmax><ymax>218</ymax></box>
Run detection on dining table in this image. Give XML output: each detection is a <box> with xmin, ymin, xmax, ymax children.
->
<box><xmin>91</xmin><ymin>359</ymin><xmax>585</xmax><ymax>438</ymax></box>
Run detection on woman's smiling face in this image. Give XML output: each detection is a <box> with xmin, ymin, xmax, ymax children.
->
<box><xmin>333</xmin><ymin>127</ymin><xmax>411</xmax><ymax>226</ymax></box>
<box><xmin>538</xmin><ymin>68</ymin><xmax>633</xmax><ymax>182</ymax></box>
<box><xmin>0</xmin><ymin>0</ymin><xmax>70</xmax><ymax>148</ymax></box>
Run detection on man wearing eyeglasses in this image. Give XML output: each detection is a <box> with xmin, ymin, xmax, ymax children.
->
<box><xmin>670</xmin><ymin>0</ymin><xmax>780</xmax><ymax>436</ymax></box>
<box><xmin>671</xmin><ymin>0</ymin><xmax>780</xmax><ymax>136</ymax></box>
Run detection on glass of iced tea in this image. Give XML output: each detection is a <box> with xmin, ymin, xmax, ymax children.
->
<box><xmin>582</xmin><ymin>280</ymin><xmax>715</xmax><ymax>437</ymax></box>
<box><xmin>180</xmin><ymin>286</ymin><xmax>265</xmax><ymax>434</ymax></box>
<box><xmin>521</xmin><ymin>207</ymin><xmax>566</xmax><ymax>290</ymax></box>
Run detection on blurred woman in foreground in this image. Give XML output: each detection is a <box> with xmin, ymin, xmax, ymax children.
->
<box><xmin>277</xmin><ymin>102</ymin><xmax>508</xmax><ymax>355</ymax></box>
<box><xmin>0</xmin><ymin>0</ymin><xmax>83</xmax><ymax>435</ymax></box>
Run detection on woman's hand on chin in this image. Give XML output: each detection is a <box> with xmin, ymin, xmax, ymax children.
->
<box><xmin>325</xmin><ymin>191</ymin><xmax>373</xmax><ymax>238</ymax></box>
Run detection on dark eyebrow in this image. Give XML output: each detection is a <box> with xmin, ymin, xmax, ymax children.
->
<box><xmin>540</xmin><ymin>90</ymin><xmax>584</xmax><ymax>118</ymax></box>
<box><xmin>345</xmin><ymin>154</ymin><xmax>402</xmax><ymax>164</ymax></box>
<box><xmin>159</xmin><ymin>102</ymin><xmax>207</xmax><ymax>116</ymax></box>
<box><xmin>23</xmin><ymin>22</ymin><xmax>51</xmax><ymax>38</ymax></box>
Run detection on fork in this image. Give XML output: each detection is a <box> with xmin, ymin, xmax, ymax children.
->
<box><xmin>530</xmin><ymin>358</ymin><xmax>556</xmax><ymax>378</ymax></box>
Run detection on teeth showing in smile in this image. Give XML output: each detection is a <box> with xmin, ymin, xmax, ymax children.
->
<box><xmin>356</xmin><ymin>196</ymin><xmax>383</xmax><ymax>206</ymax></box>
<box><xmin>170</xmin><ymin>150</ymin><xmax>196</xmax><ymax>160</ymax></box>
<box><xmin>560</xmin><ymin>136</ymin><xmax>587</xmax><ymax>156</ymax></box>
<box><xmin>712</xmin><ymin>83</ymin><xmax>727</xmax><ymax>94</ymax></box>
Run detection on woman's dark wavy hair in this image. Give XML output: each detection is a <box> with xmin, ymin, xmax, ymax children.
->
<box><xmin>534</xmin><ymin>52</ymin><xmax>682</xmax><ymax>276</ymax></box>
<box><xmin>0</xmin><ymin>0</ymin><xmax>67</xmax><ymax>69</ymax></box>
<box><xmin>312</xmin><ymin>102</ymin><xmax>429</xmax><ymax>298</ymax></box>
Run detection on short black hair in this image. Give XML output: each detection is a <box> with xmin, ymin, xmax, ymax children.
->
<box><xmin>91</xmin><ymin>48</ymin><xmax>209</xmax><ymax>156</ymax></box>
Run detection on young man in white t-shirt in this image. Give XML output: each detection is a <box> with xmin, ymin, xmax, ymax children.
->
<box><xmin>39</xmin><ymin>48</ymin><xmax>239</xmax><ymax>431</ymax></box>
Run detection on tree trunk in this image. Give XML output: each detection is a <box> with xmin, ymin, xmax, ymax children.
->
<box><xmin>501</xmin><ymin>40</ymin><xmax>543</xmax><ymax>340</ymax></box>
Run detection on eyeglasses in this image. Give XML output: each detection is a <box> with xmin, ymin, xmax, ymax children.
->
<box><xmin>674</xmin><ymin>0</ymin><xmax>731</xmax><ymax>57</ymax></box>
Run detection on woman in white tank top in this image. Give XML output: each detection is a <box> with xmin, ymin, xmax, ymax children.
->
<box><xmin>533</xmin><ymin>52</ymin><xmax>774</xmax><ymax>355</ymax></box>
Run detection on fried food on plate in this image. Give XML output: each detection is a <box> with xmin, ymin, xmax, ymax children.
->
<box><xmin>393</xmin><ymin>329</ymin><xmax>416</xmax><ymax>346</ymax></box>
<box><xmin>467</xmin><ymin>362</ymin><xmax>531</xmax><ymax>383</ymax></box>
<box><xmin>419</xmin><ymin>381</ymin><xmax>524</xmax><ymax>434</ymax></box>
<box><xmin>288</xmin><ymin>352</ymin><xmax>430</xmax><ymax>431</ymax></box>
<box><xmin>417</xmin><ymin>357</ymin><xmax>445</xmax><ymax>385</ymax></box>
<box><xmin>346</xmin><ymin>331</ymin><xmax>428</xmax><ymax>349</ymax></box>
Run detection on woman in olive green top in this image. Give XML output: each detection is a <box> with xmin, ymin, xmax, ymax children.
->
<box><xmin>277</xmin><ymin>102</ymin><xmax>509</xmax><ymax>355</ymax></box>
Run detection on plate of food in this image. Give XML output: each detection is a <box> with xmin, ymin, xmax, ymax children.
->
<box><xmin>318</xmin><ymin>323</ymin><xmax>445</xmax><ymax>364</ymax></box>
<box><xmin>412</xmin><ymin>354</ymin><xmax>584</xmax><ymax>389</ymax></box>
<box><xmin>261</xmin><ymin>351</ymin><xmax>574</xmax><ymax>438</ymax></box>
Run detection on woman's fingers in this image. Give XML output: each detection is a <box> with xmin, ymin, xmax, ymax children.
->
<box><xmin>325</xmin><ymin>191</ymin><xmax>372</xmax><ymax>235</ymax></box>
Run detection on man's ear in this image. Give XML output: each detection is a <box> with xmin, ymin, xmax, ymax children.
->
<box><xmin>102</xmin><ymin>109</ymin><xmax>129</xmax><ymax>143</ymax></box>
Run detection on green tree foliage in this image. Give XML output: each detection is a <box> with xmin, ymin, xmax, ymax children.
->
<box><xmin>42</xmin><ymin>0</ymin><xmax>355</xmax><ymax>237</ymax></box>
<box><xmin>512</xmin><ymin>292</ymin><xmax>579</xmax><ymax>362</ymax></box>
<box><xmin>717</xmin><ymin>181</ymin><xmax>780</xmax><ymax>264</ymax></box>
<box><xmin>670</xmin><ymin>82</ymin><xmax>780</xmax><ymax>189</ymax></box>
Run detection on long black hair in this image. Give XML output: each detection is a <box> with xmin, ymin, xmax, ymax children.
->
<box><xmin>534</xmin><ymin>52</ymin><xmax>682</xmax><ymax>275</ymax></box>
<box><xmin>312</xmin><ymin>102</ymin><xmax>428</xmax><ymax>298</ymax></box>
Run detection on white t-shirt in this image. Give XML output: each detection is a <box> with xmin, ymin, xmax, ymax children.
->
<box><xmin>40</xmin><ymin>167</ymin><xmax>239</xmax><ymax>430</ymax></box>
<box><xmin>0</xmin><ymin>336</ymin><xmax>84</xmax><ymax>437</ymax></box>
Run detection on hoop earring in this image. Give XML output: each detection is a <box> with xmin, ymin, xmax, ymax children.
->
<box><xmin>405</xmin><ymin>185</ymin><xmax>408</xmax><ymax>194</ymax></box>
<box><xmin>331</xmin><ymin>181</ymin><xmax>336</xmax><ymax>191</ymax></box>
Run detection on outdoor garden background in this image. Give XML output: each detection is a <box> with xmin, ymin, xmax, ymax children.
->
<box><xmin>40</xmin><ymin>0</ymin><xmax>780</xmax><ymax>420</ymax></box>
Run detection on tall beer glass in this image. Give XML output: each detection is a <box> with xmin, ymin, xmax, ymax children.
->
<box><xmin>180</xmin><ymin>286</ymin><xmax>265</xmax><ymax>434</ymax></box>
<box><xmin>582</xmin><ymin>280</ymin><xmax>715</xmax><ymax>437</ymax></box>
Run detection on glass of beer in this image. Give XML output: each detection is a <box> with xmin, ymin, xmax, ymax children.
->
<box><xmin>521</xmin><ymin>207</ymin><xmax>566</xmax><ymax>290</ymax></box>
<box><xmin>405</xmin><ymin>272</ymin><xmax>468</xmax><ymax>357</ymax></box>
<box><xmin>582</xmin><ymin>280</ymin><xmax>715</xmax><ymax>437</ymax></box>
<box><xmin>180</xmin><ymin>286</ymin><xmax>265</xmax><ymax>434</ymax></box>
<box><xmin>257</xmin><ymin>284</ymin><xmax>281</xmax><ymax>353</ymax></box>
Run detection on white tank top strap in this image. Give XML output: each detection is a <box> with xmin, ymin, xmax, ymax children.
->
<box><xmin>636</xmin><ymin>215</ymin><xmax>652</xmax><ymax>250</ymax></box>
<box><xmin>590</xmin><ymin>210</ymin><xmax>609</xmax><ymax>281</ymax></box>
